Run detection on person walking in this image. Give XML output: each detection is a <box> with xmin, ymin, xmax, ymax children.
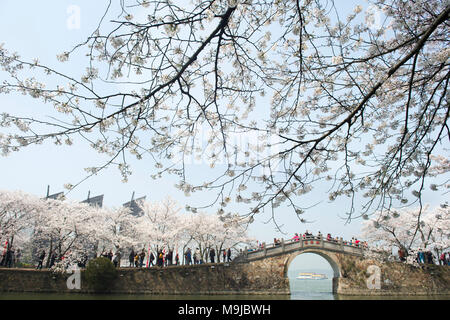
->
<box><xmin>49</xmin><ymin>251</ymin><xmax>57</xmax><ymax>268</ymax></box>
<box><xmin>418</xmin><ymin>249</ymin><xmax>425</xmax><ymax>264</ymax></box>
<box><xmin>157</xmin><ymin>251</ymin><xmax>164</xmax><ymax>267</ymax></box>
<box><xmin>0</xmin><ymin>247</ymin><xmax>5</xmax><ymax>266</ymax></box>
<box><xmin>424</xmin><ymin>251</ymin><xmax>430</xmax><ymax>264</ymax></box>
<box><xmin>209</xmin><ymin>248</ymin><xmax>216</xmax><ymax>264</ymax></box>
<box><xmin>129</xmin><ymin>249</ymin><xmax>135</xmax><ymax>267</ymax></box>
<box><xmin>149</xmin><ymin>251</ymin><xmax>155</xmax><ymax>267</ymax></box>
<box><xmin>193</xmin><ymin>250</ymin><xmax>198</xmax><ymax>265</ymax></box>
<box><xmin>36</xmin><ymin>250</ymin><xmax>46</xmax><ymax>270</ymax></box>
<box><xmin>113</xmin><ymin>251</ymin><xmax>121</xmax><ymax>268</ymax></box>
<box><xmin>11</xmin><ymin>247</ymin><xmax>16</xmax><ymax>267</ymax></box>
<box><xmin>185</xmin><ymin>248</ymin><xmax>192</xmax><ymax>265</ymax></box>
<box><xmin>4</xmin><ymin>247</ymin><xmax>13</xmax><ymax>268</ymax></box>
<box><xmin>398</xmin><ymin>248</ymin><xmax>406</xmax><ymax>262</ymax></box>
<box><xmin>195</xmin><ymin>248</ymin><xmax>201</xmax><ymax>264</ymax></box>
<box><xmin>167</xmin><ymin>249</ymin><xmax>173</xmax><ymax>266</ymax></box>
<box><xmin>139</xmin><ymin>249</ymin><xmax>146</xmax><ymax>267</ymax></box>
<box><xmin>227</xmin><ymin>248</ymin><xmax>232</xmax><ymax>262</ymax></box>
<box><xmin>134</xmin><ymin>252</ymin><xmax>139</xmax><ymax>267</ymax></box>
<box><xmin>426</xmin><ymin>251</ymin><xmax>434</xmax><ymax>264</ymax></box>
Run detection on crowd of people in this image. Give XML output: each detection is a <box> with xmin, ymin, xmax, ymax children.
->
<box><xmin>0</xmin><ymin>246</ymin><xmax>21</xmax><ymax>268</ymax></box>
<box><xmin>396</xmin><ymin>248</ymin><xmax>450</xmax><ymax>265</ymax></box>
<box><xmin>290</xmin><ymin>231</ymin><xmax>368</xmax><ymax>248</ymax></box>
<box><xmin>4</xmin><ymin>246</ymin><xmax>235</xmax><ymax>270</ymax></box>
<box><xmin>0</xmin><ymin>246</ymin><xmax>73</xmax><ymax>270</ymax></box>
<box><xmin>182</xmin><ymin>247</ymin><xmax>232</xmax><ymax>265</ymax></box>
<box><xmin>247</xmin><ymin>231</ymin><xmax>369</xmax><ymax>253</ymax></box>
<box><xmin>0</xmin><ymin>242</ymin><xmax>236</xmax><ymax>270</ymax></box>
<box><xmin>414</xmin><ymin>249</ymin><xmax>450</xmax><ymax>266</ymax></box>
<box><xmin>249</xmin><ymin>231</ymin><xmax>368</xmax><ymax>250</ymax></box>
<box><xmin>438</xmin><ymin>252</ymin><xmax>450</xmax><ymax>266</ymax></box>
<box><xmin>86</xmin><ymin>243</ymin><xmax>450</xmax><ymax>268</ymax></box>
<box><xmin>35</xmin><ymin>250</ymin><xmax>63</xmax><ymax>269</ymax></box>
<box><xmin>124</xmin><ymin>248</ymin><xmax>179</xmax><ymax>268</ymax></box>
<box><xmin>65</xmin><ymin>246</ymin><xmax>233</xmax><ymax>269</ymax></box>
<box><xmin>1</xmin><ymin>234</ymin><xmax>449</xmax><ymax>269</ymax></box>
<box><xmin>116</xmin><ymin>247</ymin><xmax>233</xmax><ymax>268</ymax></box>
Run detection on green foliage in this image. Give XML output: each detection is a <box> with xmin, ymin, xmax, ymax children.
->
<box><xmin>15</xmin><ymin>262</ymin><xmax>33</xmax><ymax>268</ymax></box>
<box><xmin>84</xmin><ymin>257</ymin><xmax>118</xmax><ymax>292</ymax></box>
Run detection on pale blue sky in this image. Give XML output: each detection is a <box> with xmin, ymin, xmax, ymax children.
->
<box><xmin>0</xmin><ymin>0</ymin><xmax>446</xmax><ymax>252</ymax></box>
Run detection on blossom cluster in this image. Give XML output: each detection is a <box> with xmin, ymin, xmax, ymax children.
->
<box><xmin>0</xmin><ymin>189</ymin><xmax>252</xmax><ymax>269</ymax></box>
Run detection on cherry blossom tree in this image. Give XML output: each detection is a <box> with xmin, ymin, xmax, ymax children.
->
<box><xmin>361</xmin><ymin>204</ymin><xmax>450</xmax><ymax>262</ymax></box>
<box><xmin>1</xmin><ymin>187</ymin><xmax>251</xmax><ymax>268</ymax></box>
<box><xmin>182</xmin><ymin>211</ymin><xmax>252</xmax><ymax>262</ymax></box>
<box><xmin>182</xmin><ymin>212</ymin><xmax>224</xmax><ymax>262</ymax></box>
<box><xmin>214</xmin><ymin>213</ymin><xmax>253</xmax><ymax>261</ymax></box>
<box><xmin>0</xmin><ymin>189</ymin><xmax>130</xmax><ymax>267</ymax></box>
<box><xmin>135</xmin><ymin>196</ymin><xmax>252</xmax><ymax>262</ymax></box>
<box><xmin>0</xmin><ymin>0</ymin><xmax>448</xmax><ymax>225</ymax></box>
<box><xmin>136</xmin><ymin>196</ymin><xmax>183</xmax><ymax>255</ymax></box>
<box><xmin>91</xmin><ymin>205</ymin><xmax>138</xmax><ymax>255</ymax></box>
<box><xmin>30</xmin><ymin>198</ymin><xmax>102</xmax><ymax>267</ymax></box>
<box><xmin>0</xmin><ymin>190</ymin><xmax>44</xmax><ymax>252</ymax></box>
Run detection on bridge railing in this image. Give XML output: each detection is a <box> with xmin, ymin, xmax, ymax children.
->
<box><xmin>242</xmin><ymin>235</ymin><xmax>366</xmax><ymax>259</ymax></box>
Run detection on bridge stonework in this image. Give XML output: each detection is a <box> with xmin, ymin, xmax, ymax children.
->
<box><xmin>235</xmin><ymin>242</ymin><xmax>357</xmax><ymax>295</ymax></box>
<box><xmin>236</xmin><ymin>238</ymin><xmax>450</xmax><ymax>296</ymax></box>
<box><xmin>238</xmin><ymin>248</ymin><xmax>379</xmax><ymax>295</ymax></box>
<box><xmin>237</xmin><ymin>248</ymin><xmax>344</xmax><ymax>294</ymax></box>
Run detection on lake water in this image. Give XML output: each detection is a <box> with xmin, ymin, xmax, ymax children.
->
<box><xmin>1</xmin><ymin>278</ymin><xmax>448</xmax><ymax>300</ymax></box>
<box><xmin>0</xmin><ymin>268</ymin><xmax>448</xmax><ymax>300</ymax></box>
<box><xmin>290</xmin><ymin>278</ymin><xmax>335</xmax><ymax>300</ymax></box>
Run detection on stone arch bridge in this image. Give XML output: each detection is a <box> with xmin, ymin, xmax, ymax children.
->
<box><xmin>1</xmin><ymin>236</ymin><xmax>448</xmax><ymax>296</ymax></box>
<box><xmin>231</xmin><ymin>236</ymin><xmax>367</xmax><ymax>294</ymax></box>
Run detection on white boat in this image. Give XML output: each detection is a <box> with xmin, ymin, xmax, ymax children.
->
<box><xmin>296</xmin><ymin>272</ymin><xmax>328</xmax><ymax>280</ymax></box>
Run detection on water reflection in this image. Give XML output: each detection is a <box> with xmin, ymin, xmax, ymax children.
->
<box><xmin>0</xmin><ymin>292</ymin><xmax>290</xmax><ymax>300</ymax></box>
<box><xmin>1</xmin><ymin>292</ymin><xmax>448</xmax><ymax>300</ymax></box>
<box><xmin>290</xmin><ymin>279</ymin><xmax>335</xmax><ymax>300</ymax></box>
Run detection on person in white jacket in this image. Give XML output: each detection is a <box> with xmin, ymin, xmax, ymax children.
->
<box><xmin>195</xmin><ymin>248</ymin><xmax>201</xmax><ymax>264</ymax></box>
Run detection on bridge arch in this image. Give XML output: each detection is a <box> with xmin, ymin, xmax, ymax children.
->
<box><xmin>237</xmin><ymin>237</ymin><xmax>365</xmax><ymax>294</ymax></box>
<box><xmin>282</xmin><ymin>249</ymin><xmax>342</xmax><ymax>294</ymax></box>
<box><xmin>283</xmin><ymin>249</ymin><xmax>341</xmax><ymax>279</ymax></box>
